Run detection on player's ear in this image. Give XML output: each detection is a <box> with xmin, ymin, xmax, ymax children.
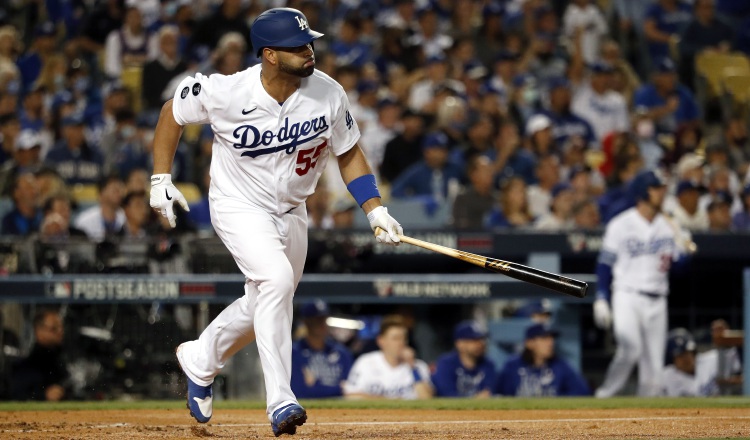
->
<box><xmin>263</xmin><ymin>47</ymin><xmax>277</xmax><ymax>65</ymax></box>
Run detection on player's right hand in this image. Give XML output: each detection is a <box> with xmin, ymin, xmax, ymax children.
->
<box><xmin>593</xmin><ymin>298</ymin><xmax>612</xmax><ymax>329</ymax></box>
<box><xmin>150</xmin><ymin>174</ymin><xmax>189</xmax><ymax>228</ymax></box>
<box><xmin>367</xmin><ymin>206</ymin><xmax>403</xmax><ymax>246</ymax></box>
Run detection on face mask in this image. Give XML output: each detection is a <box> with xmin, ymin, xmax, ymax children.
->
<box><xmin>636</xmin><ymin>119</ymin><xmax>654</xmax><ymax>139</ymax></box>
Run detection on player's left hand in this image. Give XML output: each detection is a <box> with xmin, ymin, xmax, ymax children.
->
<box><xmin>150</xmin><ymin>174</ymin><xmax>190</xmax><ymax>228</ymax></box>
<box><xmin>367</xmin><ymin>206</ymin><xmax>403</xmax><ymax>246</ymax></box>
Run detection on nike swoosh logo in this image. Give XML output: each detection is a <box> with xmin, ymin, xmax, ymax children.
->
<box><xmin>242</xmin><ymin>106</ymin><xmax>257</xmax><ymax>115</ymax></box>
<box><xmin>165</xmin><ymin>189</ymin><xmax>172</xmax><ymax>201</ymax></box>
<box><xmin>193</xmin><ymin>396</ymin><xmax>213</xmax><ymax>417</ymax></box>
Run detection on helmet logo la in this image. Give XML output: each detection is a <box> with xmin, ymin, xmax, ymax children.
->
<box><xmin>295</xmin><ymin>16</ymin><xmax>308</xmax><ymax>30</ymax></box>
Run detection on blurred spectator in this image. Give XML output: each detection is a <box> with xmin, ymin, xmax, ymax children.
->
<box><xmin>519</xmin><ymin>31</ymin><xmax>567</xmax><ymax>86</ymax></box>
<box><xmin>674</xmin><ymin>152</ymin><xmax>706</xmax><ymax>183</ymax></box>
<box><xmin>669</xmin><ymin>180</ymin><xmax>709</xmax><ymax>230</ymax></box>
<box><xmin>451</xmin><ymin>156</ymin><xmax>495</xmax><ymax>230</ymax></box>
<box><xmin>343</xmin><ymin>315</ymin><xmax>433</xmax><ymax>399</ymax></box>
<box><xmin>39</xmin><ymin>193</ymin><xmax>86</xmax><ymax>239</ymax></box>
<box><xmin>141</xmin><ymin>25</ymin><xmax>187</xmax><ymax>112</ymax></box>
<box><xmin>706</xmin><ymin>191</ymin><xmax>733</xmax><ymax>231</ymax></box>
<box><xmin>527</xmin><ymin>154</ymin><xmax>561</xmax><ymax>218</ymax></box>
<box><xmin>491</xmin><ymin>118</ymin><xmax>536</xmax><ymax>184</ymax></box>
<box><xmin>568</xmin><ymin>165</ymin><xmax>602</xmax><ymax>205</ymax></box>
<box><xmin>125</xmin><ymin>168</ymin><xmax>150</xmax><ymax>193</ymax></box>
<box><xmin>410</xmin><ymin>7</ymin><xmax>452</xmax><ymax>59</ymax></box>
<box><xmin>1</xmin><ymin>172</ymin><xmax>41</xmax><ymax>236</ymax></box>
<box><xmin>331</xmin><ymin>199</ymin><xmax>357</xmax><ymax>229</ymax></box>
<box><xmin>451</xmin><ymin>113</ymin><xmax>495</xmax><ymax>171</ymax></box>
<box><xmin>514</xmin><ymin>300</ymin><xmax>554</xmax><ymax>324</ymax></box>
<box><xmin>599</xmin><ymin>149</ymin><xmax>644</xmax><ymax>222</ymax></box>
<box><xmin>19</xmin><ymin>85</ymin><xmax>46</xmax><ymax>132</ymax></box>
<box><xmin>78</xmin><ymin>0</ymin><xmax>125</xmax><ymax>55</ymax></box>
<box><xmin>190</xmin><ymin>0</ymin><xmax>250</xmax><ymax>62</ymax></box>
<box><xmin>10</xmin><ymin>309</ymin><xmax>67</xmax><ymax>401</ymax></box>
<box><xmin>45</xmin><ymin>114</ymin><xmax>104</xmax><ymax>185</ymax></box>
<box><xmin>699</xmin><ymin>165</ymin><xmax>741</xmax><ymax>213</ymax></box>
<box><xmin>708</xmin><ymin>318</ymin><xmax>744</xmax><ymax>390</ymax></box>
<box><xmin>73</xmin><ymin>174</ymin><xmax>126</xmax><ymax>241</ymax></box>
<box><xmin>431</xmin><ymin>321</ymin><xmax>495</xmax><ymax>398</ymax></box>
<box><xmin>330</xmin><ymin>17</ymin><xmax>371</xmax><ymax>68</ymax></box>
<box><xmin>571</xmin><ymin>61</ymin><xmax>629</xmax><ymax>142</ymax></box>
<box><xmin>34</xmin><ymin>167</ymin><xmax>67</xmax><ymax>206</ymax></box>
<box><xmin>408</xmin><ymin>54</ymin><xmax>455</xmax><ymax>114</ymax></box>
<box><xmin>104</xmin><ymin>6</ymin><xmax>157</xmax><ymax>80</ymax></box>
<box><xmin>0</xmin><ymin>113</ymin><xmax>21</xmax><ymax>166</ymax></box>
<box><xmin>541</xmin><ymin>78</ymin><xmax>596</xmax><ymax>149</ymax></box>
<box><xmin>661</xmin><ymin>328</ymin><xmax>724</xmax><ymax>396</ymax></box>
<box><xmin>473</xmin><ymin>3</ymin><xmax>506</xmax><ymax>67</ymax></box>
<box><xmin>0</xmin><ymin>129</ymin><xmax>43</xmax><ymax>195</ymax></box>
<box><xmin>643</xmin><ymin>0</ymin><xmax>692</xmax><ymax>65</ymax></box>
<box><xmin>722</xmin><ymin>117</ymin><xmax>750</xmax><ymax>175</ymax></box>
<box><xmin>534</xmin><ymin>183</ymin><xmax>574</xmax><ymax>230</ymax></box>
<box><xmin>34</xmin><ymin>54</ymin><xmax>67</xmax><ymax>95</ymax></box>
<box><xmin>390</xmin><ymin>131</ymin><xmax>462</xmax><ymax>203</ymax></box>
<box><xmin>16</xmin><ymin>22</ymin><xmax>57</xmax><ymax>95</ymax></box>
<box><xmin>679</xmin><ymin>0</ymin><xmax>734</xmax><ymax>86</ymax></box>
<box><xmin>117</xmin><ymin>190</ymin><xmax>150</xmax><ymax>239</ymax></box>
<box><xmin>732</xmin><ymin>184</ymin><xmax>750</xmax><ymax>230</ymax></box>
<box><xmin>600</xmin><ymin>40</ymin><xmax>641</xmax><ymax>106</ymax></box>
<box><xmin>359</xmin><ymin>99</ymin><xmax>401</xmax><ymax>176</ymax></box>
<box><xmin>525</xmin><ymin>113</ymin><xmax>557</xmax><ymax>158</ymax></box>
<box><xmin>663</xmin><ymin>123</ymin><xmax>704</xmax><ymax>167</ymax></box>
<box><xmin>563</xmin><ymin>0</ymin><xmax>609</xmax><ymax>64</ymax></box>
<box><xmin>291</xmin><ymin>300</ymin><xmax>353</xmax><ymax>399</ymax></box>
<box><xmin>350</xmin><ymin>80</ymin><xmax>379</xmax><ymax>134</ymax></box>
<box><xmin>102</xmin><ymin>109</ymin><xmax>139</xmax><ymax>175</ymax></box>
<box><xmin>485</xmin><ymin>50</ymin><xmax>518</xmax><ymax>108</ymax></box>
<box><xmin>0</xmin><ymin>25</ymin><xmax>21</xmax><ymax>90</ymax></box>
<box><xmin>572</xmin><ymin>198</ymin><xmax>602</xmax><ymax>230</ymax></box>
<box><xmin>494</xmin><ymin>324</ymin><xmax>590</xmax><ymax>396</ymax></box>
<box><xmin>633</xmin><ymin>58</ymin><xmax>700</xmax><ymax>135</ymax></box>
<box><xmin>487</xmin><ymin>176</ymin><xmax>533</xmax><ymax>228</ymax></box>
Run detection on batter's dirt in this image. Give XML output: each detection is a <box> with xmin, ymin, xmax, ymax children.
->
<box><xmin>1</xmin><ymin>407</ymin><xmax>748</xmax><ymax>439</ymax></box>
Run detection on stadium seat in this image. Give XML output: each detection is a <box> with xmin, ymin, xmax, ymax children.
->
<box><xmin>723</xmin><ymin>74</ymin><xmax>750</xmax><ymax>104</ymax></box>
<box><xmin>695</xmin><ymin>52</ymin><xmax>750</xmax><ymax>98</ymax></box>
<box><xmin>175</xmin><ymin>182</ymin><xmax>202</xmax><ymax>204</ymax></box>
<box><xmin>121</xmin><ymin>66</ymin><xmax>143</xmax><ymax>113</ymax></box>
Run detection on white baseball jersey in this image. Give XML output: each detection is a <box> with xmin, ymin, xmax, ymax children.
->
<box><xmin>662</xmin><ymin>351</ymin><xmax>724</xmax><ymax>397</ymax></box>
<box><xmin>601</xmin><ymin>208</ymin><xmax>680</xmax><ymax>296</ymax></box>
<box><xmin>172</xmin><ymin>64</ymin><xmax>361</xmax><ymax>214</ymax></box>
<box><xmin>344</xmin><ymin>351</ymin><xmax>431</xmax><ymax>399</ymax></box>
<box><xmin>572</xmin><ymin>82</ymin><xmax>629</xmax><ymax>142</ymax></box>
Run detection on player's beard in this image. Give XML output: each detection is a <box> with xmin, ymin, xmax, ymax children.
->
<box><xmin>279</xmin><ymin>59</ymin><xmax>315</xmax><ymax>78</ymax></box>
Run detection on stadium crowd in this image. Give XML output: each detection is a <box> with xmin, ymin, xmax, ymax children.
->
<box><xmin>0</xmin><ymin>0</ymin><xmax>748</xmax><ymax>241</ymax></box>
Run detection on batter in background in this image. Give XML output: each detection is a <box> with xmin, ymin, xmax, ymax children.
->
<box><xmin>593</xmin><ymin>170</ymin><xmax>693</xmax><ymax>397</ymax></box>
<box><xmin>149</xmin><ymin>8</ymin><xmax>403</xmax><ymax>437</ymax></box>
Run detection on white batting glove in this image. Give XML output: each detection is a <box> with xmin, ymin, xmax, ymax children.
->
<box><xmin>367</xmin><ymin>206</ymin><xmax>402</xmax><ymax>246</ymax></box>
<box><xmin>150</xmin><ymin>174</ymin><xmax>189</xmax><ymax>228</ymax></box>
<box><xmin>593</xmin><ymin>298</ymin><xmax>612</xmax><ymax>329</ymax></box>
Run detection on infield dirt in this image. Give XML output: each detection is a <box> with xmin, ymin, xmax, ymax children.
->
<box><xmin>1</xmin><ymin>407</ymin><xmax>749</xmax><ymax>439</ymax></box>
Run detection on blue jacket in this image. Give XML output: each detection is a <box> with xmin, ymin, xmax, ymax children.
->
<box><xmin>431</xmin><ymin>351</ymin><xmax>496</xmax><ymax>397</ymax></box>
<box><xmin>541</xmin><ymin>110</ymin><xmax>596</xmax><ymax>148</ymax></box>
<box><xmin>290</xmin><ymin>338</ymin><xmax>353</xmax><ymax>399</ymax></box>
<box><xmin>644</xmin><ymin>2</ymin><xmax>693</xmax><ymax>59</ymax></box>
<box><xmin>633</xmin><ymin>84</ymin><xmax>700</xmax><ymax>132</ymax></box>
<box><xmin>390</xmin><ymin>161</ymin><xmax>464</xmax><ymax>199</ymax></box>
<box><xmin>495</xmin><ymin>354</ymin><xmax>590</xmax><ymax>397</ymax></box>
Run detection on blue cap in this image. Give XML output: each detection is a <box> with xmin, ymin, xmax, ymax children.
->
<box><xmin>666</xmin><ymin>329</ymin><xmax>696</xmax><ymax>363</ymax></box>
<box><xmin>356</xmin><ymin>80</ymin><xmax>379</xmax><ymax>95</ymax></box>
<box><xmin>548</xmin><ymin>76</ymin><xmax>571</xmax><ymax>90</ymax></box>
<box><xmin>589</xmin><ymin>61</ymin><xmax>615</xmax><ymax>74</ymax></box>
<box><xmin>422</xmin><ymin>131</ymin><xmax>449</xmax><ymax>149</ymax></box>
<box><xmin>551</xmin><ymin>182</ymin><xmax>572</xmax><ymax>198</ymax></box>
<box><xmin>707</xmin><ymin>191</ymin><xmax>733</xmax><ymax>210</ymax></box>
<box><xmin>525</xmin><ymin>323</ymin><xmax>559</xmax><ymax>340</ymax></box>
<box><xmin>515</xmin><ymin>300</ymin><xmax>552</xmax><ymax>318</ymax></box>
<box><xmin>61</xmin><ymin>113</ymin><xmax>85</xmax><ymax>127</ymax></box>
<box><xmin>676</xmin><ymin>180</ymin><xmax>703</xmax><ymax>195</ymax></box>
<box><xmin>655</xmin><ymin>57</ymin><xmax>677</xmax><ymax>73</ymax></box>
<box><xmin>453</xmin><ymin>320</ymin><xmax>488</xmax><ymax>340</ymax></box>
<box><xmin>426</xmin><ymin>53</ymin><xmax>447</xmax><ymax>65</ymax></box>
<box><xmin>300</xmin><ymin>299</ymin><xmax>330</xmax><ymax>319</ymax></box>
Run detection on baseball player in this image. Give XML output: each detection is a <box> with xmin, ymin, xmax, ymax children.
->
<box><xmin>343</xmin><ymin>315</ymin><xmax>433</xmax><ymax>399</ymax></box>
<box><xmin>149</xmin><ymin>8</ymin><xmax>403</xmax><ymax>436</ymax></box>
<box><xmin>593</xmin><ymin>170</ymin><xmax>692</xmax><ymax>397</ymax></box>
<box><xmin>661</xmin><ymin>329</ymin><xmax>720</xmax><ymax>397</ymax></box>
<box><xmin>431</xmin><ymin>321</ymin><xmax>496</xmax><ymax>398</ymax></box>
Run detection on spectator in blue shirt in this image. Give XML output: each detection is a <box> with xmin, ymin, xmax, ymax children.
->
<box><xmin>495</xmin><ymin>324</ymin><xmax>590</xmax><ymax>397</ymax></box>
<box><xmin>541</xmin><ymin>77</ymin><xmax>596</xmax><ymax>150</ymax></box>
<box><xmin>45</xmin><ymin>114</ymin><xmax>104</xmax><ymax>185</ymax></box>
<box><xmin>390</xmin><ymin>131</ymin><xmax>463</xmax><ymax>202</ymax></box>
<box><xmin>19</xmin><ymin>86</ymin><xmax>46</xmax><ymax>132</ymax></box>
<box><xmin>1</xmin><ymin>172</ymin><xmax>42</xmax><ymax>236</ymax></box>
<box><xmin>633</xmin><ymin>58</ymin><xmax>700</xmax><ymax>135</ymax></box>
<box><xmin>291</xmin><ymin>300</ymin><xmax>354</xmax><ymax>399</ymax></box>
<box><xmin>432</xmin><ymin>321</ymin><xmax>496</xmax><ymax>398</ymax></box>
<box><xmin>679</xmin><ymin>0</ymin><xmax>735</xmax><ymax>86</ymax></box>
<box><xmin>643</xmin><ymin>0</ymin><xmax>692</xmax><ymax>63</ymax></box>
<box><xmin>732</xmin><ymin>184</ymin><xmax>750</xmax><ymax>230</ymax></box>
<box><xmin>16</xmin><ymin>22</ymin><xmax>57</xmax><ymax>96</ymax></box>
<box><xmin>329</xmin><ymin>17</ymin><xmax>372</xmax><ymax>68</ymax></box>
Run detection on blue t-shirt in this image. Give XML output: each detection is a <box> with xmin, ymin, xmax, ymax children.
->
<box><xmin>45</xmin><ymin>142</ymin><xmax>104</xmax><ymax>185</ymax></box>
<box><xmin>541</xmin><ymin>110</ymin><xmax>596</xmax><ymax>149</ymax></box>
<box><xmin>431</xmin><ymin>351</ymin><xmax>497</xmax><ymax>397</ymax></box>
<box><xmin>390</xmin><ymin>160</ymin><xmax>464</xmax><ymax>199</ymax></box>
<box><xmin>290</xmin><ymin>338</ymin><xmax>353</xmax><ymax>399</ymax></box>
<box><xmin>633</xmin><ymin>84</ymin><xmax>700</xmax><ymax>133</ymax></box>
<box><xmin>495</xmin><ymin>354</ymin><xmax>590</xmax><ymax>397</ymax></box>
<box><xmin>644</xmin><ymin>2</ymin><xmax>693</xmax><ymax>59</ymax></box>
<box><xmin>1</xmin><ymin>208</ymin><xmax>42</xmax><ymax>236</ymax></box>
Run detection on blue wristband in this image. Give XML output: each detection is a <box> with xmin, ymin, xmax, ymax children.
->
<box><xmin>347</xmin><ymin>174</ymin><xmax>380</xmax><ymax>206</ymax></box>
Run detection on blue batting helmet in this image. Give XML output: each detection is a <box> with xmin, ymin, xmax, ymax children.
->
<box><xmin>250</xmin><ymin>8</ymin><xmax>324</xmax><ymax>57</ymax></box>
<box><xmin>665</xmin><ymin>328</ymin><xmax>696</xmax><ymax>364</ymax></box>
<box><xmin>630</xmin><ymin>170</ymin><xmax>667</xmax><ymax>201</ymax></box>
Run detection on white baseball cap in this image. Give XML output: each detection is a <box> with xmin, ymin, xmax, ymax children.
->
<box><xmin>526</xmin><ymin>114</ymin><xmax>552</xmax><ymax>136</ymax></box>
<box><xmin>675</xmin><ymin>153</ymin><xmax>704</xmax><ymax>177</ymax></box>
<box><xmin>15</xmin><ymin>130</ymin><xmax>42</xmax><ymax>150</ymax></box>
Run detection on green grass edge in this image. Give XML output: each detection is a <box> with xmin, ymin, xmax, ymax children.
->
<box><xmin>0</xmin><ymin>397</ymin><xmax>748</xmax><ymax>412</ymax></box>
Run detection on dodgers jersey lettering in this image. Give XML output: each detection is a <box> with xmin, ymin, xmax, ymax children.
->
<box><xmin>600</xmin><ymin>208</ymin><xmax>679</xmax><ymax>295</ymax></box>
<box><xmin>172</xmin><ymin>65</ymin><xmax>360</xmax><ymax>214</ymax></box>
